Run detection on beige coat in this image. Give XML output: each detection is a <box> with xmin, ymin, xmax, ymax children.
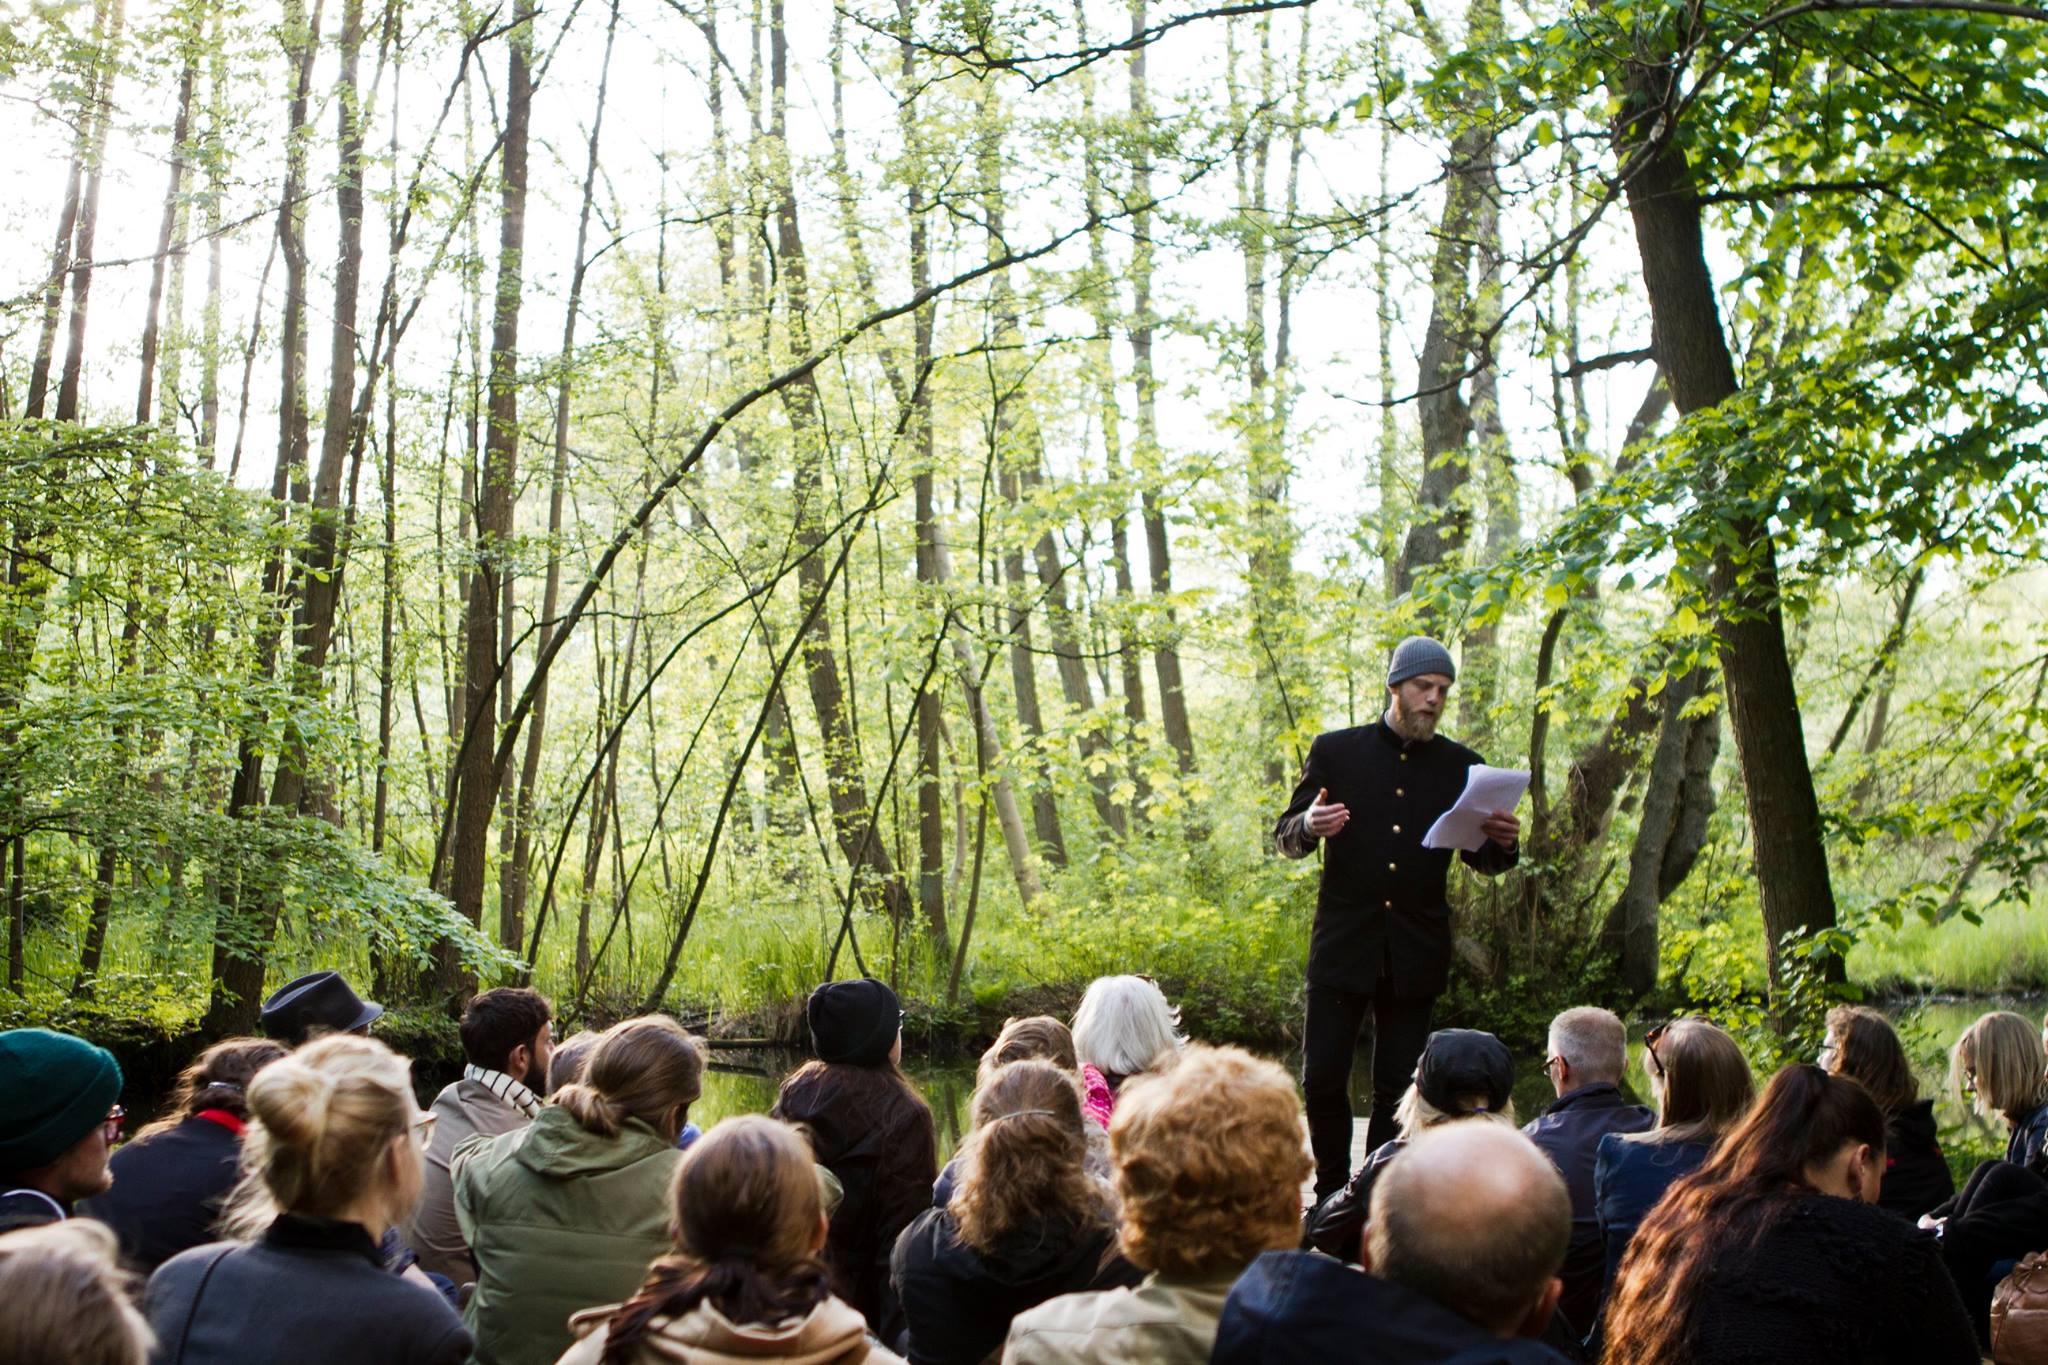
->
<box><xmin>555</xmin><ymin>1294</ymin><xmax>905</xmax><ymax>1365</ymax></box>
<box><xmin>1000</xmin><ymin>1271</ymin><xmax>1240</xmax><ymax>1365</ymax></box>
<box><xmin>400</xmin><ymin>1076</ymin><xmax>533</xmax><ymax>1283</ymax></box>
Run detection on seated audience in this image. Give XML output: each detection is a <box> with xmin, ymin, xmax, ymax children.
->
<box><xmin>401</xmin><ymin>986</ymin><xmax>553</xmax><ymax>1284</ymax></box>
<box><xmin>1601</xmin><ymin>1064</ymin><xmax>1977</xmax><ymax>1364</ymax></box>
<box><xmin>773</xmin><ymin>978</ymin><xmax>936</xmax><ymax>1342</ymax></box>
<box><xmin>559</xmin><ymin>1115</ymin><xmax>901</xmax><ymax>1363</ymax></box>
<box><xmin>142</xmin><ymin>1034</ymin><xmax>471</xmax><ymax>1365</ymax></box>
<box><xmin>932</xmin><ymin>1015</ymin><xmax>1110</xmax><ymax>1206</ymax></box>
<box><xmin>1306</xmin><ymin>1028</ymin><xmax>1516</xmax><ymax>1261</ymax></box>
<box><xmin>257</xmin><ymin>970</ymin><xmax>382</xmax><ymax>1046</ymax></box>
<box><xmin>893</xmin><ymin>1060</ymin><xmax>1133</xmax><ymax>1365</ymax></box>
<box><xmin>1521</xmin><ymin>1007</ymin><xmax>1653</xmax><ymax>1338</ymax></box>
<box><xmin>456</xmin><ymin>1014</ymin><xmax>702</xmax><ymax>1365</ymax></box>
<box><xmin>1949</xmin><ymin>1009</ymin><xmax>2048</xmax><ymax>1175</ymax></box>
<box><xmin>81</xmin><ymin>1037</ymin><xmax>286</xmax><ymax>1271</ymax></box>
<box><xmin>0</xmin><ymin>1027</ymin><xmax>124</xmax><ymax>1232</ymax></box>
<box><xmin>1214</xmin><ymin>1123</ymin><xmax>1574</xmax><ymax>1364</ymax></box>
<box><xmin>0</xmin><ymin>1218</ymin><xmax>155</xmax><ymax>1365</ymax></box>
<box><xmin>1819</xmin><ymin>1004</ymin><xmax>1952</xmax><ymax>1218</ymax></box>
<box><xmin>1594</xmin><ymin>1016</ymin><xmax>1751</xmax><ymax>1295</ymax></box>
<box><xmin>1003</xmin><ymin>1044</ymin><xmax>1311</xmax><ymax>1363</ymax></box>
<box><xmin>1070</xmin><ymin>975</ymin><xmax>1182</xmax><ymax>1125</ymax></box>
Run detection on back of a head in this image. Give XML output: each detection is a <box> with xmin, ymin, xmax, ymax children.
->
<box><xmin>1825</xmin><ymin>1005</ymin><xmax>1917</xmax><ymax>1116</ymax></box>
<box><xmin>1110</xmin><ymin>1044</ymin><xmax>1309</xmax><ymax>1278</ymax></box>
<box><xmin>1653</xmin><ymin>1018</ymin><xmax>1754</xmax><ymax>1143</ymax></box>
<box><xmin>237</xmin><ymin>1034</ymin><xmax>418</xmax><ymax>1227</ymax></box>
<box><xmin>978</xmin><ymin>1015</ymin><xmax>1079</xmax><ymax>1087</ymax></box>
<box><xmin>1953</xmin><ymin>1010</ymin><xmax>2048</xmax><ymax>1118</ymax></box>
<box><xmin>547</xmin><ymin>1030</ymin><xmax>601</xmax><ymax>1096</ymax></box>
<box><xmin>1605</xmin><ymin>1065</ymin><xmax>1886</xmax><ymax>1362</ymax></box>
<box><xmin>600</xmin><ymin>1116</ymin><xmax>828</xmax><ymax>1358</ymax></box>
<box><xmin>460</xmin><ymin>987</ymin><xmax>552</xmax><ymax>1073</ymax></box>
<box><xmin>556</xmin><ymin>1015</ymin><xmax>703</xmax><ymax>1141</ymax></box>
<box><xmin>136</xmin><ymin>1036</ymin><xmax>288</xmax><ymax>1143</ymax></box>
<box><xmin>953</xmin><ymin>1060</ymin><xmax>1103</xmax><ymax>1254</ymax></box>
<box><xmin>1367</xmin><ymin>1123</ymin><xmax>1570</xmax><ymax>1336</ymax></box>
<box><xmin>1549</xmin><ymin>1007</ymin><xmax>1627</xmax><ymax>1087</ymax></box>
<box><xmin>0</xmin><ymin>1220</ymin><xmax>154</xmax><ymax>1365</ymax></box>
<box><xmin>1072</xmin><ymin>975</ymin><xmax>1182</xmax><ymax>1080</ymax></box>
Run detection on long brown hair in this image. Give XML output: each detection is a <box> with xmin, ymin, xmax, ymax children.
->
<box><xmin>1824</xmin><ymin>1005</ymin><xmax>1917</xmax><ymax>1117</ymax></box>
<box><xmin>1602</xmin><ymin>1065</ymin><xmax>1886</xmax><ymax>1363</ymax></box>
<box><xmin>1643</xmin><ymin>1017</ymin><xmax>1754</xmax><ymax>1146</ymax></box>
<box><xmin>951</xmin><ymin>1061</ymin><xmax>1111</xmax><ymax>1254</ymax></box>
<box><xmin>555</xmin><ymin>1015</ymin><xmax>704</xmax><ymax>1143</ymax></box>
<box><xmin>134</xmin><ymin>1037</ymin><xmax>288</xmax><ymax>1143</ymax></box>
<box><xmin>599</xmin><ymin>1116</ymin><xmax>830</xmax><ymax>1361</ymax></box>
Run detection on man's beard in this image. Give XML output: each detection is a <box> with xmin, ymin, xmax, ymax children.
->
<box><xmin>1390</xmin><ymin>701</ymin><xmax>1439</xmax><ymax>741</ymax></box>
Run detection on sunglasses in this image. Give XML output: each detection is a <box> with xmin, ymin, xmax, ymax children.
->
<box><xmin>1644</xmin><ymin>1022</ymin><xmax>1671</xmax><ymax>1075</ymax></box>
<box><xmin>412</xmin><ymin>1112</ymin><xmax>439</xmax><ymax>1141</ymax></box>
<box><xmin>102</xmin><ymin>1104</ymin><xmax>127</xmax><ymax>1145</ymax></box>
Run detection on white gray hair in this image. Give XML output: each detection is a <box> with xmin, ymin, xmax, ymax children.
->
<box><xmin>1071</xmin><ymin>976</ymin><xmax>1183</xmax><ymax>1079</ymax></box>
<box><xmin>1548</xmin><ymin>1006</ymin><xmax>1627</xmax><ymax>1085</ymax></box>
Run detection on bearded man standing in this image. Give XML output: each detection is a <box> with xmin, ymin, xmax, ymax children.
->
<box><xmin>1274</xmin><ymin>636</ymin><xmax>1521</xmax><ymax>1202</ymax></box>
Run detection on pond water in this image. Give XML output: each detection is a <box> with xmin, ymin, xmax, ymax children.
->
<box><xmin>683</xmin><ymin>995</ymin><xmax>2047</xmax><ymax>1168</ymax></box>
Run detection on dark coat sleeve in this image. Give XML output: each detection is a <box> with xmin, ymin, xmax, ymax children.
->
<box><xmin>1274</xmin><ymin>735</ymin><xmax>1328</xmax><ymax>859</ymax></box>
<box><xmin>1901</xmin><ymin>1230</ymin><xmax>1986</xmax><ymax>1363</ymax></box>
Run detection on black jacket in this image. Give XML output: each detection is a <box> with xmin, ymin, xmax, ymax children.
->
<box><xmin>773</xmin><ymin>1063</ymin><xmax>938</xmax><ymax>1345</ymax></box>
<box><xmin>1304</xmin><ymin>1139</ymin><xmax>1407</xmax><ymax>1261</ymax></box>
<box><xmin>0</xmin><ymin>1187</ymin><xmax>67</xmax><ymax>1232</ymax></box>
<box><xmin>1274</xmin><ymin>720</ymin><xmax>1517</xmax><ymax>996</ymax></box>
<box><xmin>83</xmin><ymin>1114</ymin><xmax>244</xmax><ymax>1273</ymax></box>
<box><xmin>143</xmin><ymin>1214</ymin><xmax>472</xmax><ymax>1365</ymax></box>
<box><xmin>1520</xmin><ymin>1085</ymin><xmax>1654</xmax><ymax>1337</ymax></box>
<box><xmin>1213</xmin><ymin>1250</ymin><xmax>1571</xmax><ymax>1365</ymax></box>
<box><xmin>1877</xmin><ymin>1098</ymin><xmax>1953</xmax><ymax>1222</ymax></box>
<box><xmin>891</xmin><ymin>1206</ymin><xmax>1135</xmax><ymax>1365</ymax></box>
<box><xmin>1646</xmin><ymin>1193</ymin><xmax>1977</xmax><ymax>1365</ymax></box>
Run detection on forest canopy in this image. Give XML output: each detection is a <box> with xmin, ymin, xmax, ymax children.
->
<box><xmin>0</xmin><ymin>0</ymin><xmax>2043</xmax><ymax>1050</ymax></box>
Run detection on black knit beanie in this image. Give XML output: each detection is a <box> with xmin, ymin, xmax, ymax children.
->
<box><xmin>807</xmin><ymin>978</ymin><xmax>902</xmax><ymax>1067</ymax></box>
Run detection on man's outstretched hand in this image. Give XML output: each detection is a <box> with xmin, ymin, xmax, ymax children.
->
<box><xmin>1481</xmin><ymin>809</ymin><xmax>1520</xmax><ymax>849</ymax></box>
<box><xmin>1305</xmin><ymin>788</ymin><xmax>1350</xmax><ymax>839</ymax></box>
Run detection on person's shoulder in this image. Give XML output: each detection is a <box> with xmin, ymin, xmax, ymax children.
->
<box><xmin>1435</xmin><ymin>732</ymin><xmax>1486</xmax><ymax>765</ymax></box>
<box><xmin>147</xmin><ymin>1238</ymin><xmax>240</xmax><ymax>1289</ymax></box>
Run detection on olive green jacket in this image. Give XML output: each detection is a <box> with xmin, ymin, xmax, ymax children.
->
<box><xmin>1001</xmin><ymin>1270</ymin><xmax>1241</xmax><ymax>1365</ymax></box>
<box><xmin>453</xmin><ymin>1106</ymin><xmax>680</xmax><ymax>1365</ymax></box>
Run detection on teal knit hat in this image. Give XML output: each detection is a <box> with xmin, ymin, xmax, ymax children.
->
<box><xmin>0</xmin><ymin>1028</ymin><xmax>123</xmax><ymax>1173</ymax></box>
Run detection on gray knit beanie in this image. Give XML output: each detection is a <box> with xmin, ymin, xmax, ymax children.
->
<box><xmin>1387</xmin><ymin>635</ymin><xmax>1457</xmax><ymax>688</ymax></box>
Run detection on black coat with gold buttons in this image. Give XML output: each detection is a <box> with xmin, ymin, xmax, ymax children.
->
<box><xmin>1273</xmin><ymin>718</ymin><xmax>1517</xmax><ymax>997</ymax></box>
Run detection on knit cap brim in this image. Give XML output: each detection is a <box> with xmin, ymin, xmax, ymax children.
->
<box><xmin>0</xmin><ymin>1028</ymin><xmax>123</xmax><ymax>1172</ymax></box>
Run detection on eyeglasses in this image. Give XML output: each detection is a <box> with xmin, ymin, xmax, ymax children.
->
<box><xmin>1963</xmin><ymin>1065</ymin><xmax>1978</xmax><ymax>1097</ymax></box>
<box><xmin>411</xmin><ymin>1112</ymin><xmax>439</xmax><ymax>1141</ymax></box>
<box><xmin>102</xmin><ymin>1104</ymin><xmax>126</xmax><ymax>1145</ymax></box>
<box><xmin>1543</xmin><ymin>1055</ymin><xmax>1566</xmax><ymax>1077</ymax></box>
<box><xmin>1644</xmin><ymin>1022</ymin><xmax>1671</xmax><ymax>1076</ymax></box>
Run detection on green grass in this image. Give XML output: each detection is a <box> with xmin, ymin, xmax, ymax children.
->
<box><xmin>1849</xmin><ymin>897</ymin><xmax>2048</xmax><ymax>995</ymax></box>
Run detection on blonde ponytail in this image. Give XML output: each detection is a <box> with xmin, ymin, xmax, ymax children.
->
<box><xmin>220</xmin><ymin>1034</ymin><xmax>418</xmax><ymax>1239</ymax></box>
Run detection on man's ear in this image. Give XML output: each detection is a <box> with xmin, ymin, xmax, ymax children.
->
<box><xmin>1514</xmin><ymin>1277</ymin><xmax>1563</xmax><ymax>1339</ymax></box>
<box><xmin>504</xmin><ymin>1042</ymin><xmax>531</xmax><ymax>1081</ymax></box>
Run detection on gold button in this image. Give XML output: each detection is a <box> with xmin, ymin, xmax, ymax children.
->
<box><xmin>1400</xmin><ymin>754</ymin><xmax>1409</xmax><ymax>762</ymax></box>
<box><xmin>1392</xmin><ymin>825</ymin><xmax>1402</xmax><ymax>834</ymax></box>
<box><xmin>1388</xmin><ymin>862</ymin><xmax>1397</xmax><ymax>872</ymax></box>
<box><xmin>1384</xmin><ymin>900</ymin><xmax>1393</xmax><ymax>909</ymax></box>
<box><xmin>1396</xmin><ymin>788</ymin><xmax>1405</xmax><ymax>797</ymax></box>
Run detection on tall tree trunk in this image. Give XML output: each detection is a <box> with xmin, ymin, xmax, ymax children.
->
<box><xmin>1614</xmin><ymin>37</ymin><xmax>1840</xmax><ymax>991</ymax></box>
<box><xmin>507</xmin><ymin>0</ymin><xmax>621</xmax><ymax>959</ymax></box>
<box><xmin>1129</xmin><ymin>0</ymin><xmax>1195</xmax><ymax>775</ymax></box>
<box><xmin>54</xmin><ymin>0</ymin><xmax>127</xmax><ymax>423</ymax></box>
<box><xmin>136</xmin><ymin>48</ymin><xmax>200</xmax><ymax>426</ymax></box>
<box><xmin>1601</xmin><ymin>669</ymin><xmax>1719</xmax><ymax>994</ymax></box>
<box><xmin>441</xmin><ymin>0</ymin><xmax>537</xmax><ymax>1001</ymax></box>
<box><xmin>768</xmin><ymin>0</ymin><xmax>910</xmax><ymax>924</ymax></box>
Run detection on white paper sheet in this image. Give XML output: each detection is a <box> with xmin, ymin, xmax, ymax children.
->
<box><xmin>1421</xmin><ymin>764</ymin><xmax>1531</xmax><ymax>852</ymax></box>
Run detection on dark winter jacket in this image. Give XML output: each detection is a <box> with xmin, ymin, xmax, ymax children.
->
<box><xmin>1211</xmin><ymin>1250</ymin><xmax>1572</xmax><ymax>1365</ymax></box>
<box><xmin>0</xmin><ymin>1186</ymin><xmax>67</xmax><ymax>1232</ymax></box>
<box><xmin>83</xmin><ymin>1113</ymin><xmax>245</xmax><ymax>1273</ymax></box>
<box><xmin>143</xmin><ymin>1213</ymin><xmax>472</xmax><ymax>1365</ymax></box>
<box><xmin>1626</xmin><ymin>1192</ymin><xmax>1977</xmax><ymax>1364</ymax></box>
<box><xmin>1521</xmin><ymin>1084</ymin><xmax>1654</xmax><ymax>1337</ymax></box>
<box><xmin>1593</xmin><ymin>1132</ymin><xmax>1709</xmax><ymax>1295</ymax></box>
<box><xmin>1304</xmin><ymin>1139</ymin><xmax>1407</xmax><ymax>1261</ymax></box>
<box><xmin>890</xmin><ymin>1206</ymin><xmax>1136</xmax><ymax>1365</ymax></box>
<box><xmin>1273</xmin><ymin>719</ymin><xmax>1518</xmax><ymax>997</ymax></box>
<box><xmin>774</xmin><ymin>1062</ymin><xmax>937</xmax><ymax>1344</ymax></box>
<box><xmin>1876</xmin><ymin>1098</ymin><xmax>1953</xmax><ymax>1221</ymax></box>
<box><xmin>2007</xmin><ymin>1101</ymin><xmax>2048</xmax><ymax>1174</ymax></box>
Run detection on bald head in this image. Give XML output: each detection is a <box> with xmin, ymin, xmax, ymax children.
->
<box><xmin>1366</xmin><ymin>1122</ymin><xmax>1571</xmax><ymax>1336</ymax></box>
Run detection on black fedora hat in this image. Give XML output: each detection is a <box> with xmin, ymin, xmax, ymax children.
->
<box><xmin>259</xmin><ymin>971</ymin><xmax>383</xmax><ymax>1046</ymax></box>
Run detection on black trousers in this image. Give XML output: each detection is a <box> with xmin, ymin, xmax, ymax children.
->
<box><xmin>1302</xmin><ymin>978</ymin><xmax>1435</xmax><ymax>1202</ymax></box>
